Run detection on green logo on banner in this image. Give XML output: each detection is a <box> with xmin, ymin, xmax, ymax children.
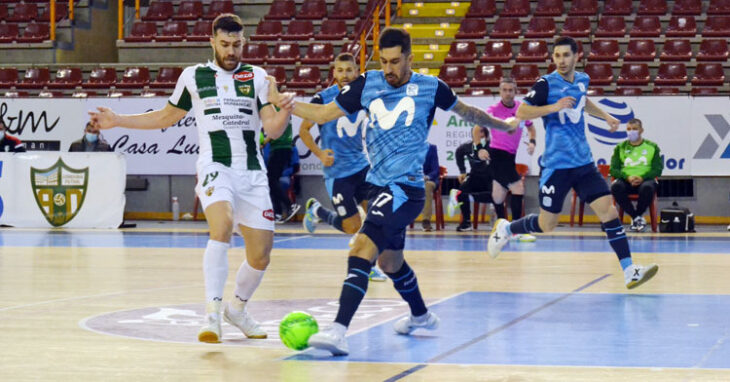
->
<box><xmin>30</xmin><ymin>158</ymin><xmax>89</xmax><ymax>227</ymax></box>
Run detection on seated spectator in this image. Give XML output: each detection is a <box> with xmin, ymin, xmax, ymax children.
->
<box><xmin>610</xmin><ymin>118</ymin><xmax>663</xmax><ymax>232</ymax></box>
<box><xmin>69</xmin><ymin>122</ymin><xmax>113</xmax><ymax>152</ymax></box>
<box><xmin>0</xmin><ymin>120</ymin><xmax>26</xmax><ymax>152</ymax></box>
<box><xmin>420</xmin><ymin>143</ymin><xmax>440</xmax><ymax>231</ymax></box>
<box><xmin>448</xmin><ymin>126</ymin><xmax>493</xmax><ymax>231</ymax></box>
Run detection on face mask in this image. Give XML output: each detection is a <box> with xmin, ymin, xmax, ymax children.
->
<box><xmin>85</xmin><ymin>133</ymin><xmax>98</xmax><ymax>143</ymax></box>
<box><xmin>627</xmin><ymin>130</ymin><xmax>640</xmax><ymax>142</ymax></box>
<box><xmin>480</xmin><ymin>138</ymin><xmax>487</xmax><ymax>147</ymax></box>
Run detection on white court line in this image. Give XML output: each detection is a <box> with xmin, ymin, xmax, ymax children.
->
<box><xmin>273</xmin><ymin>235</ymin><xmax>312</xmax><ymax>243</ymax></box>
<box><xmin>0</xmin><ymin>283</ymin><xmax>202</xmax><ymax>313</ymax></box>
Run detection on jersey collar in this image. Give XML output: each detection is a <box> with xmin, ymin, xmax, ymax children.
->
<box><xmin>207</xmin><ymin>60</ymin><xmax>241</xmax><ymax>74</ymax></box>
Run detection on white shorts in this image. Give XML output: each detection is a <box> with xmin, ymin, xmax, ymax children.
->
<box><xmin>195</xmin><ymin>163</ymin><xmax>275</xmax><ymax>231</ymax></box>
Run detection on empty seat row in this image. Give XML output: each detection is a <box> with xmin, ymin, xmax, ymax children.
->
<box><xmin>242</xmin><ymin>42</ymin><xmax>338</xmax><ymax>64</ymax></box>
<box><xmin>0</xmin><ymin>67</ymin><xmax>183</xmax><ymax>90</ymax></box>
<box><xmin>0</xmin><ymin>23</ymin><xmax>50</xmax><ymax>43</ymax></box>
<box><xmin>445</xmin><ymin>40</ymin><xmax>585</xmax><ymax>63</ymax></box>
<box><xmin>464</xmin><ymin>0</ymin><xmax>730</xmax><ymax>18</ymax></box>
<box><xmin>3</xmin><ymin>89</ymin><xmax>172</xmax><ymax>98</ymax></box>
<box><xmin>140</xmin><ymin>0</ymin><xmax>233</xmax><ymax>21</ymax></box>
<box><xmin>588</xmin><ymin>39</ymin><xmax>729</xmax><ymax>62</ymax></box>
<box><xmin>0</xmin><ymin>3</ymin><xmax>69</xmax><ymax>23</ymax></box>
<box><xmin>251</xmin><ymin>19</ymin><xmax>369</xmax><ymax>41</ymax></box>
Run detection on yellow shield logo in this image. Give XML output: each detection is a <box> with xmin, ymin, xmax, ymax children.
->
<box><xmin>30</xmin><ymin>158</ymin><xmax>89</xmax><ymax>227</ymax></box>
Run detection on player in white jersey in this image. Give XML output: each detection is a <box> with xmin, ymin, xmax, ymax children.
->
<box><xmin>89</xmin><ymin>14</ymin><xmax>295</xmax><ymax>343</ymax></box>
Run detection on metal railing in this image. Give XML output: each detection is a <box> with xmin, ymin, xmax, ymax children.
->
<box><xmin>49</xmin><ymin>0</ymin><xmax>75</xmax><ymax>41</ymax></box>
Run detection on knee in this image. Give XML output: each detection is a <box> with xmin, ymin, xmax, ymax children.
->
<box><xmin>610</xmin><ymin>180</ymin><xmax>623</xmax><ymax>194</ymax></box>
<box><xmin>341</xmin><ymin>215</ymin><xmax>361</xmax><ymax>234</ymax></box>
<box><xmin>249</xmin><ymin>255</ymin><xmax>270</xmax><ymax>270</ymax></box>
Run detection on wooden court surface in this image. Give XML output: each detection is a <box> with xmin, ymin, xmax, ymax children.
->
<box><xmin>1</xmin><ymin>224</ymin><xmax>729</xmax><ymax>381</ymax></box>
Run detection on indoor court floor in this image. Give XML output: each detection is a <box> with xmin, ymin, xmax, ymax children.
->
<box><xmin>1</xmin><ymin>221</ymin><xmax>729</xmax><ymax>381</ymax></box>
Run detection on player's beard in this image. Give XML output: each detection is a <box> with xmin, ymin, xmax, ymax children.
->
<box><xmin>214</xmin><ymin>49</ymin><xmax>239</xmax><ymax>71</ymax></box>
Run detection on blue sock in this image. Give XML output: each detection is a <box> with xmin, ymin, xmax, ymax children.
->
<box><xmin>315</xmin><ymin>204</ymin><xmax>344</xmax><ymax>232</ymax></box>
<box><xmin>385</xmin><ymin>261</ymin><xmax>428</xmax><ymax>317</ymax></box>
<box><xmin>602</xmin><ymin>218</ymin><xmax>633</xmax><ymax>270</ymax></box>
<box><xmin>509</xmin><ymin>213</ymin><xmax>542</xmax><ymax>234</ymax></box>
<box><xmin>334</xmin><ymin>256</ymin><xmax>371</xmax><ymax>327</ymax></box>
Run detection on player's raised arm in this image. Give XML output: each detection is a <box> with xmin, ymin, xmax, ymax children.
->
<box><xmin>89</xmin><ymin>103</ymin><xmax>188</xmax><ymax>131</ymax></box>
<box><xmin>267</xmin><ymin>76</ymin><xmax>345</xmax><ymax>125</ymax></box>
<box><xmin>585</xmin><ymin>98</ymin><xmax>620</xmax><ymax>132</ymax></box>
<box><xmin>452</xmin><ymin>100</ymin><xmax>519</xmax><ymax>132</ymax></box>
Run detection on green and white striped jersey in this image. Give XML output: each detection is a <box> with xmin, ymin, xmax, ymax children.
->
<box><xmin>168</xmin><ymin>61</ymin><xmax>270</xmax><ymax>172</ymax></box>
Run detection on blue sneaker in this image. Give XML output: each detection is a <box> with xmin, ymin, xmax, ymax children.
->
<box><xmin>303</xmin><ymin>197</ymin><xmax>320</xmax><ymax>233</ymax></box>
<box><xmin>369</xmin><ymin>266</ymin><xmax>387</xmax><ymax>282</ymax></box>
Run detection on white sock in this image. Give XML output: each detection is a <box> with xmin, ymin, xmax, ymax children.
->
<box><xmin>203</xmin><ymin>240</ymin><xmax>230</xmax><ymax>302</ymax></box>
<box><xmin>233</xmin><ymin>260</ymin><xmax>266</xmax><ymax>304</ymax></box>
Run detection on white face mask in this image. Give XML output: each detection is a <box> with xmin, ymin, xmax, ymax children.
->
<box><xmin>480</xmin><ymin>137</ymin><xmax>487</xmax><ymax>147</ymax></box>
<box><xmin>627</xmin><ymin>130</ymin><xmax>640</xmax><ymax>142</ymax></box>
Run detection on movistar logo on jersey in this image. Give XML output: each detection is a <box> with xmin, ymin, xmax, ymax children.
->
<box><xmin>368</xmin><ymin>97</ymin><xmax>415</xmax><ymax>130</ymax></box>
<box><xmin>624</xmin><ymin>156</ymin><xmax>648</xmax><ymax>167</ymax></box>
<box><xmin>336</xmin><ymin>111</ymin><xmax>367</xmax><ymax>138</ymax></box>
<box><xmin>586</xmin><ymin>99</ymin><xmax>633</xmax><ymax>146</ymax></box>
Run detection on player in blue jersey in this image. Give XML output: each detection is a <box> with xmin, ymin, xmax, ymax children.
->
<box><xmin>487</xmin><ymin>37</ymin><xmax>658</xmax><ymax>289</ymax></box>
<box><xmin>269</xmin><ymin>27</ymin><xmax>518</xmax><ymax>355</ymax></box>
<box><xmin>298</xmin><ymin>52</ymin><xmax>387</xmax><ymax>281</ymax></box>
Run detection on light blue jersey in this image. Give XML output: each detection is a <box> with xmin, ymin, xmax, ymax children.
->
<box><xmin>335</xmin><ymin>71</ymin><xmax>457</xmax><ymax>188</ymax></box>
<box><xmin>523</xmin><ymin>71</ymin><xmax>594</xmax><ymax>170</ymax></box>
<box><xmin>311</xmin><ymin>85</ymin><xmax>369</xmax><ymax>179</ymax></box>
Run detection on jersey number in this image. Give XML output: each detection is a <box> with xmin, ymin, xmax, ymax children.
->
<box><xmin>202</xmin><ymin>171</ymin><xmax>219</xmax><ymax>187</ymax></box>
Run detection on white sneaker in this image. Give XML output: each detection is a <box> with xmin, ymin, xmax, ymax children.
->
<box><xmin>223</xmin><ymin>303</ymin><xmax>267</xmax><ymax>339</ymax></box>
<box><xmin>487</xmin><ymin>218</ymin><xmax>511</xmax><ymax>259</ymax></box>
<box><xmin>447</xmin><ymin>189</ymin><xmax>462</xmax><ymax>217</ymax></box>
<box><xmin>198</xmin><ymin>301</ymin><xmax>222</xmax><ymax>343</ymax></box>
<box><xmin>624</xmin><ymin>263</ymin><xmax>659</xmax><ymax>289</ymax></box>
<box><xmin>393</xmin><ymin>311</ymin><xmax>440</xmax><ymax>335</ymax></box>
<box><xmin>308</xmin><ymin>326</ymin><xmax>349</xmax><ymax>355</ymax></box>
<box><xmin>369</xmin><ymin>266</ymin><xmax>387</xmax><ymax>282</ymax></box>
<box><xmin>512</xmin><ymin>233</ymin><xmax>537</xmax><ymax>242</ymax></box>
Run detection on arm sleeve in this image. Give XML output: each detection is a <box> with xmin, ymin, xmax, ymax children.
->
<box><xmin>168</xmin><ymin>72</ymin><xmax>192</xmax><ymax>111</ymax></box>
<box><xmin>522</xmin><ymin>78</ymin><xmax>549</xmax><ymax>107</ymax></box>
<box><xmin>435</xmin><ymin>79</ymin><xmax>458</xmax><ymax>111</ymax></box>
<box><xmin>455</xmin><ymin>143</ymin><xmax>468</xmax><ymax>174</ymax></box>
<box><xmin>334</xmin><ymin>74</ymin><xmax>366</xmax><ymax>114</ymax></box>
<box><xmin>310</xmin><ymin>93</ymin><xmax>324</xmax><ymax>105</ymax></box>
<box><xmin>645</xmin><ymin>142</ymin><xmax>664</xmax><ymax>179</ymax></box>
<box><xmin>609</xmin><ymin>143</ymin><xmax>624</xmax><ymax>180</ymax></box>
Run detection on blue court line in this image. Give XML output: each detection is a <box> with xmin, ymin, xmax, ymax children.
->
<box><xmin>383</xmin><ymin>274</ymin><xmax>611</xmax><ymax>381</ymax></box>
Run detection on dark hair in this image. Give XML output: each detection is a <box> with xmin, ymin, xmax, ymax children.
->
<box><xmin>378</xmin><ymin>27</ymin><xmax>411</xmax><ymax>55</ymax></box>
<box><xmin>627</xmin><ymin>118</ymin><xmax>643</xmax><ymax>128</ymax></box>
<box><xmin>212</xmin><ymin>13</ymin><xmax>243</xmax><ymax>36</ymax></box>
<box><xmin>554</xmin><ymin>36</ymin><xmax>578</xmax><ymax>54</ymax></box>
<box><xmin>335</xmin><ymin>52</ymin><xmax>356</xmax><ymax>64</ymax></box>
<box><xmin>499</xmin><ymin>77</ymin><xmax>516</xmax><ymax>85</ymax></box>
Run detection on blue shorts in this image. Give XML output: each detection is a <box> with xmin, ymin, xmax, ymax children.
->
<box><xmin>538</xmin><ymin>163</ymin><xmax>611</xmax><ymax>213</ymax></box>
<box><xmin>325</xmin><ymin>165</ymin><xmax>372</xmax><ymax>219</ymax></box>
<box><xmin>360</xmin><ymin>183</ymin><xmax>425</xmax><ymax>253</ymax></box>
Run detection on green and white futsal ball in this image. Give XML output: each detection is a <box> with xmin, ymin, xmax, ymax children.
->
<box><xmin>279</xmin><ymin>311</ymin><xmax>319</xmax><ymax>350</ymax></box>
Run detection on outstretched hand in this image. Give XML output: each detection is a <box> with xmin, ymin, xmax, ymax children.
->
<box><xmin>267</xmin><ymin>76</ymin><xmax>295</xmax><ymax>112</ymax></box>
<box><xmin>606</xmin><ymin>114</ymin><xmax>620</xmax><ymax>132</ymax></box>
<box><xmin>318</xmin><ymin>149</ymin><xmax>335</xmax><ymax>167</ymax></box>
<box><xmin>504</xmin><ymin>117</ymin><xmax>521</xmax><ymax>134</ymax></box>
<box><xmin>87</xmin><ymin>106</ymin><xmax>117</xmax><ymax>130</ymax></box>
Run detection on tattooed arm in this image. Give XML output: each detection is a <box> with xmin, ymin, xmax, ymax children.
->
<box><xmin>452</xmin><ymin>100</ymin><xmax>518</xmax><ymax>132</ymax></box>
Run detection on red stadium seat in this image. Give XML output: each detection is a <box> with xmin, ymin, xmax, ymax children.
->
<box><xmin>697</xmin><ymin>39</ymin><xmax>730</xmax><ymax>61</ymax></box>
<box><xmin>672</xmin><ymin>0</ymin><xmax>701</xmax><ymax>15</ymax></box>
<box><xmin>8</xmin><ymin>3</ymin><xmax>38</xmax><ymax>22</ymax></box>
<box><xmin>534</xmin><ymin>0</ymin><xmax>563</xmax><ymax>16</ymax></box>
<box><xmin>174</xmin><ymin>1</ymin><xmax>203</xmax><ymax>20</ymax></box>
<box><xmin>465</xmin><ymin>0</ymin><xmax>496</xmax><ymax>17</ymax></box>
<box><xmin>587</xmin><ymin>87</ymin><xmax>605</xmax><ymax>95</ymax></box>
<box><xmin>691</xmin><ymin>87</ymin><xmax>719</xmax><ymax>95</ymax></box>
<box><xmin>297</xmin><ymin>0</ymin><xmax>327</xmax><ymax>20</ymax></box>
<box><xmin>561</xmin><ymin>17</ymin><xmax>592</xmax><ymax>37</ymax></box>
<box><xmin>617</xmin><ymin>63</ymin><xmax>651</xmax><ymax>86</ymax></box>
<box><xmin>188</xmin><ymin>20</ymin><xmax>212</xmax><ymax>41</ymax></box>
<box><xmin>71</xmin><ymin>90</ymin><xmax>97</xmax><ymax>98</ymax></box>
<box><xmin>301</xmin><ymin>42</ymin><xmax>334</xmax><ymax>64</ymax></box>
<box><xmin>18</xmin><ymin>68</ymin><xmax>50</xmax><ymax>89</ymax></box>
<box><xmin>321</xmin><ymin>68</ymin><xmax>333</xmax><ymax>87</ymax></box>
<box><xmin>348</xmin><ymin>19</ymin><xmax>370</xmax><ymax>40</ymax></box>
<box><xmin>150</xmin><ymin>67</ymin><xmax>183</xmax><ymax>89</ymax></box>
<box><xmin>117</xmin><ymin>67</ymin><xmax>150</xmax><ymax>89</ymax></box>
<box><xmin>445</xmin><ymin>41</ymin><xmax>477</xmax><ymax>63</ymax></box>
<box><xmin>251</xmin><ymin>20</ymin><xmax>282</xmax><ymax>41</ymax></box>
<box><xmin>511</xmin><ymin>64</ymin><xmax>540</xmax><ymax>86</ymax></box>
<box><xmin>603</xmin><ymin>0</ymin><xmax>633</xmax><ymax>15</ymax></box>
<box><xmin>241</xmin><ymin>43</ymin><xmax>269</xmax><ymax>65</ymax></box>
<box><xmin>480</xmin><ymin>40</ymin><xmax>512</xmax><ymax>62</ymax></box>
<box><xmin>341</xmin><ymin>42</ymin><xmax>362</xmax><ymax>56</ymax></box>
<box><xmin>3</xmin><ymin>91</ymin><xmax>30</xmax><ymax>98</ymax></box>
<box><xmin>588</xmin><ymin>40</ymin><xmax>620</xmax><ymax>61</ymax></box>
<box><xmin>142</xmin><ymin>1</ymin><xmax>173</xmax><ymax>21</ymax></box>
<box><xmin>614</xmin><ymin>87</ymin><xmax>643</xmax><ymax>95</ymax></box>
<box><xmin>0</xmin><ymin>68</ymin><xmax>18</xmax><ymax>88</ymax></box>
<box><xmin>470</xmin><ymin>64</ymin><xmax>503</xmax><ymax>87</ymax></box>
<box><xmin>282</xmin><ymin>20</ymin><xmax>314</xmax><ymax>41</ymax></box>
<box><xmin>465</xmin><ymin>88</ymin><xmax>491</xmax><ymax>96</ymax></box>
<box><xmin>638</xmin><ymin>0</ymin><xmax>667</xmax><ymax>15</ymax></box>
<box><xmin>157</xmin><ymin>21</ymin><xmax>187</xmax><ymax>42</ymax></box>
<box><xmin>0</xmin><ymin>4</ymin><xmax>7</xmax><ymax>21</ymax></box>
<box><xmin>624</xmin><ymin>40</ymin><xmax>656</xmax><ymax>61</ymax></box>
<box><xmin>269</xmin><ymin>43</ymin><xmax>300</xmax><ymax>64</ymax></box>
<box><xmin>37</xmin><ymin>90</ymin><xmax>64</xmax><ymax>98</ymax></box>
<box><xmin>83</xmin><ymin>67</ymin><xmax>117</xmax><ymax>89</ymax></box>
<box><xmin>330</xmin><ymin>0</ymin><xmax>359</xmax><ymax>19</ymax></box>
<box><xmin>203</xmin><ymin>1</ymin><xmax>234</xmax><ymax>20</ymax></box>
<box><xmin>652</xmin><ymin>87</ymin><xmax>680</xmax><ymax>94</ymax></box>
<box><xmin>708</xmin><ymin>0</ymin><xmax>730</xmax><ymax>15</ymax></box>
<box><xmin>568</xmin><ymin>0</ymin><xmax>597</xmax><ymax>15</ymax></box>
<box><xmin>265</xmin><ymin>66</ymin><xmax>287</xmax><ymax>85</ymax></box>
<box><xmin>48</xmin><ymin>67</ymin><xmax>82</xmax><ymax>89</ymax></box>
<box><xmin>490</xmin><ymin>18</ymin><xmax>522</xmax><ymax>38</ymax></box>
<box><xmin>703</xmin><ymin>16</ymin><xmax>730</xmax><ymax>37</ymax></box>
<box><xmin>525</xmin><ymin>17</ymin><xmax>556</xmax><ymax>38</ymax></box>
<box><xmin>18</xmin><ymin>23</ymin><xmax>50</xmax><ymax>43</ymax></box>
<box><xmin>654</xmin><ymin>63</ymin><xmax>688</xmax><ymax>85</ymax></box>
<box><xmin>316</xmin><ymin>20</ymin><xmax>347</xmax><ymax>40</ymax></box>
<box><xmin>125</xmin><ymin>22</ymin><xmax>157</xmax><ymax>42</ymax></box>
<box><xmin>287</xmin><ymin>66</ymin><xmax>321</xmax><ymax>88</ymax></box>
<box><xmin>455</xmin><ymin>18</ymin><xmax>487</xmax><ymax>39</ymax></box>
<box><xmin>438</xmin><ymin>65</ymin><xmax>467</xmax><ymax>87</ymax></box>
<box><xmin>0</xmin><ymin>23</ymin><xmax>18</xmax><ymax>44</ymax></box>
<box><xmin>584</xmin><ymin>63</ymin><xmax>614</xmax><ymax>86</ymax></box>
<box><xmin>666</xmin><ymin>16</ymin><xmax>697</xmax><ymax>36</ymax></box>
<box><xmin>265</xmin><ymin>0</ymin><xmax>296</xmax><ymax>20</ymax></box>
<box><xmin>516</xmin><ymin>40</ymin><xmax>549</xmax><ymax>62</ymax></box>
<box><xmin>691</xmin><ymin>63</ymin><xmax>726</xmax><ymax>86</ymax></box>
<box><xmin>501</xmin><ymin>0</ymin><xmax>531</xmax><ymax>17</ymax></box>
<box><xmin>660</xmin><ymin>39</ymin><xmax>692</xmax><ymax>61</ymax></box>
<box><xmin>595</xmin><ymin>16</ymin><xmax>626</xmax><ymax>37</ymax></box>
<box><xmin>39</xmin><ymin>2</ymin><xmax>69</xmax><ymax>22</ymax></box>
<box><xmin>630</xmin><ymin>16</ymin><xmax>662</xmax><ymax>37</ymax></box>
